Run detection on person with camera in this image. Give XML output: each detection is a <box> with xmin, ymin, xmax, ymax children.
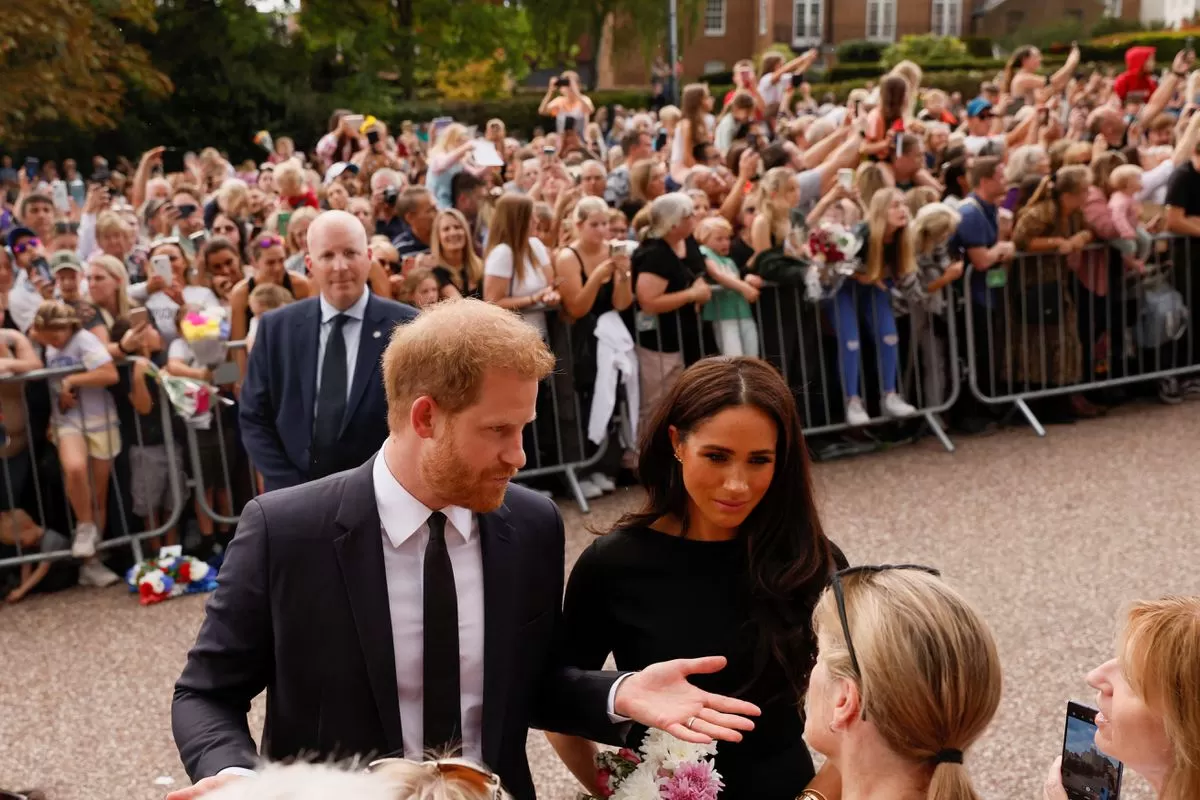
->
<box><xmin>370</xmin><ymin>168</ymin><xmax>407</xmax><ymax>241</ymax></box>
<box><xmin>539</xmin><ymin>71</ymin><xmax>594</xmax><ymax>137</ymax></box>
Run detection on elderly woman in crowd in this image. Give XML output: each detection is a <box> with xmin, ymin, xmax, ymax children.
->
<box><xmin>282</xmin><ymin>206</ymin><xmax>319</xmax><ymax>275</ymax></box>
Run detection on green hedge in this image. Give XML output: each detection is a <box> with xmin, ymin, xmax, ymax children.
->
<box><xmin>1065</xmin><ymin>31</ymin><xmax>1197</xmax><ymax>63</ymax></box>
<box><xmin>836</xmin><ymin>40</ymin><xmax>887</xmax><ymax>63</ymax></box>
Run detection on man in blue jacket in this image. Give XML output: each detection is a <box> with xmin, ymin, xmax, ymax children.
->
<box><xmin>239</xmin><ymin>210</ymin><xmax>417</xmax><ymax>491</ymax></box>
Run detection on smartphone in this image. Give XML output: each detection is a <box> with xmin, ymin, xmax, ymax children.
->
<box><xmin>838</xmin><ymin>168</ymin><xmax>854</xmax><ymax>190</ymax></box>
<box><xmin>151</xmin><ymin>254</ymin><xmax>174</xmax><ymax>282</ymax></box>
<box><xmin>161</xmin><ymin>147</ymin><xmax>184</xmax><ymax>175</ymax></box>
<box><xmin>542</xmin><ymin>145</ymin><xmax>557</xmax><ymax>161</ymax></box>
<box><xmin>655</xmin><ymin>130</ymin><xmax>669</xmax><ymax>151</ymax></box>
<box><xmin>23</xmin><ymin>157</ymin><xmax>39</xmax><ymax>181</ymax></box>
<box><xmin>343</xmin><ymin>114</ymin><xmax>365</xmax><ymax>133</ymax></box>
<box><xmin>277</xmin><ymin>211</ymin><xmax>292</xmax><ymax>236</ymax></box>
<box><xmin>52</xmin><ymin>181</ymin><xmax>70</xmax><ymax>211</ymax></box>
<box><xmin>189</xmin><ymin>229</ymin><xmax>208</xmax><ymax>249</ymax></box>
<box><xmin>563</xmin><ymin>116</ymin><xmax>577</xmax><ymax>133</ymax></box>
<box><xmin>1187</xmin><ymin>36</ymin><xmax>1195</xmax><ymax>54</ymax></box>
<box><xmin>129</xmin><ymin>307</ymin><xmax>149</xmax><ymax>328</ymax></box>
<box><xmin>1060</xmin><ymin>702</ymin><xmax>1123</xmax><ymax>800</ymax></box>
<box><xmin>367</xmin><ymin>129</ymin><xmax>381</xmax><ymax>146</ymax></box>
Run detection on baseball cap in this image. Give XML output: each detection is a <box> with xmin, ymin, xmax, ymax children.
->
<box><xmin>323</xmin><ymin>162</ymin><xmax>359</xmax><ymax>185</ymax></box>
<box><xmin>49</xmin><ymin>250</ymin><xmax>82</xmax><ymax>274</ymax></box>
<box><xmin>6</xmin><ymin>226</ymin><xmax>36</xmax><ymax>250</ymax></box>
<box><xmin>967</xmin><ymin>98</ymin><xmax>994</xmax><ymax>119</ymax></box>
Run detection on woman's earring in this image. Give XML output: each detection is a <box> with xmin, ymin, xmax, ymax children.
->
<box><xmin>674</xmin><ymin>451</ymin><xmax>683</xmax><ymax>463</ymax></box>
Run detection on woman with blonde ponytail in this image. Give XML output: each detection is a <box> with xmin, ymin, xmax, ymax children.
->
<box><xmin>1044</xmin><ymin>596</ymin><xmax>1200</xmax><ymax>800</ymax></box>
<box><xmin>803</xmin><ymin>566</ymin><xmax>1002</xmax><ymax>800</ymax></box>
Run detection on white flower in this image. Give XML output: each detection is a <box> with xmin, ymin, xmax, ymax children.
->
<box><xmin>638</xmin><ymin>729</ymin><xmax>717</xmax><ymax>772</ymax></box>
<box><xmin>188</xmin><ymin>559</ymin><xmax>210</xmax><ymax>582</ymax></box>
<box><xmin>158</xmin><ymin>556</ymin><xmax>177</xmax><ymax>571</ymax></box>
<box><xmin>141</xmin><ymin>569</ymin><xmax>166</xmax><ymax>594</ymax></box>
<box><xmin>610</xmin><ymin>763</ymin><xmax>662</xmax><ymax>800</ymax></box>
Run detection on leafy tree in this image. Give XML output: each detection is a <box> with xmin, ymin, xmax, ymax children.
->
<box><xmin>0</xmin><ymin>0</ymin><xmax>171</xmax><ymax>147</ymax></box>
<box><xmin>882</xmin><ymin>35</ymin><xmax>968</xmax><ymax>68</ymax></box>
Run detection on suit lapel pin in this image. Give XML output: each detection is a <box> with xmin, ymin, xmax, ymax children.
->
<box><xmin>373</xmin><ymin>330</ymin><xmax>381</xmax><ymax>338</ymax></box>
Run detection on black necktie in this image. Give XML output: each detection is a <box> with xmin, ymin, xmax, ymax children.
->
<box><xmin>311</xmin><ymin>314</ymin><xmax>348</xmax><ymax>477</ymax></box>
<box><xmin>423</xmin><ymin>511</ymin><xmax>462</xmax><ymax>752</ymax></box>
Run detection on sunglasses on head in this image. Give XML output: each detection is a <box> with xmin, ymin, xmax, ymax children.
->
<box><xmin>828</xmin><ymin>563</ymin><xmax>942</xmax><ymax>720</ymax></box>
<box><xmin>367</xmin><ymin>757</ymin><xmax>505</xmax><ymax>800</ymax></box>
<box><xmin>11</xmin><ymin>238</ymin><xmax>40</xmax><ymax>255</ymax></box>
<box><xmin>256</xmin><ymin>235</ymin><xmax>282</xmax><ymax>249</ymax></box>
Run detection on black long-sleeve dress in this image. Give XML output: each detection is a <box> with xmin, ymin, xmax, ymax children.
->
<box><xmin>561</xmin><ymin>525</ymin><xmax>837</xmax><ymax>800</ymax></box>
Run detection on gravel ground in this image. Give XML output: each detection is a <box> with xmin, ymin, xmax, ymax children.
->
<box><xmin>4</xmin><ymin>402</ymin><xmax>1198</xmax><ymax>800</ymax></box>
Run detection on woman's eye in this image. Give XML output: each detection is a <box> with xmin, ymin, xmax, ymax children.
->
<box><xmin>704</xmin><ymin>453</ymin><xmax>727</xmax><ymax>463</ymax></box>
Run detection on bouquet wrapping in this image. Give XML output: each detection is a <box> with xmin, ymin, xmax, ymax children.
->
<box><xmin>179</xmin><ymin>307</ymin><xmax>229</xmax><ymax>367</ymax></box>
<box><xmin>804</xmin><ymin>222</ymin><xmax>864</xmax><ymax>303</ymax></box>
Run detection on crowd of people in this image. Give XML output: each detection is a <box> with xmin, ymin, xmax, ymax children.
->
<box><xmin>0</xmin><ymin>35</ymin><xmax>1199</xmax><ymax>800</ymax></box>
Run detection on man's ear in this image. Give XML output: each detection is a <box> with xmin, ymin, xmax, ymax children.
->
<box><xmin>410</xmin><ymin>395</ymin><xmax>438</xmax><ymax>439</ymax></box>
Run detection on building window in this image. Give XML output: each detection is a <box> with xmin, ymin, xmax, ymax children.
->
<box><xmin>704</xmin><ymin>0</ymin><xmax>726</xmax><ymax>35</ymax></box>
<box><xmin>759</xmin><ymin>0</ymin><xmax>768</xmax><ymax>35</ymax></box>
<box><xmin>931</xmin><ymin>0</ymin><xmax>960</xmax><ymax>36</ymax></box>
<box><xmin>793</xmin><ymin>0</ymin><xmax>823</xmax><ymax>45</ymax></box>
<box><xmin>703</xmin><ymin>60</ymin><xmax>727</xmax><ymax>75</ymax></box>
<box><xmin>866</xmin><ymin>0</ymin><xmax>897</xmax><ymax>42</ymax></box>
<box><xmin>1005</xmin><ymin>10</ymin><xmax>1024</xmax><ymax>34</ymax></box>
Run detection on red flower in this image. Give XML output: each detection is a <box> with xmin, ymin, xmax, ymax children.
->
<box><xmin>596</xmin><ymin>768</ymin><xmax>614</xmax><ymax>797</ymax></box>
<box><xmin>178</xmin><ymin>561</ymin><xmax>192</xmax><ymax>583</ymax></box>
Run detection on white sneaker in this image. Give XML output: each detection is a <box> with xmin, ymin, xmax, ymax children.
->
<box><xmin>845</xmin><ymin>398</ymin><xmax>870</xmax><ymax>427</ymax></box>
<box><xmin>78</xmin><ymin>559</ymin><xmax>120</xmax><ymax>588</ymax></box>
<box><xmin>883</xmin><ymin>392</ymin><xmax>917</xmax><ymax>419</ymax></box>
<box><xmin>71</xmin><ymin>522</ymin><xmax>99</xmax><ymax>559</ymax></box>
<box><xmin>576</xmin><ymin>478</ymin><xmax>604</xmax><ymax>500</ymax></box>
<box><xmin>588</xmin><ymin>472</ymin><xmax>616</xmax><ymax>492</ymax></box>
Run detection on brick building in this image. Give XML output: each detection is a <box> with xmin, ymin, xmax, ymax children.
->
<box><xmin>600</xmin><ymin>0</ymin><xmax>970</xmax><ymax>86</ymax></box>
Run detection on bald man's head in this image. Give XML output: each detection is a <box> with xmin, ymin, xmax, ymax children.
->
<box><xmin>306</xmin><ymin>210</ymin><xmax>372</xmax><ymax>311</ymax></box>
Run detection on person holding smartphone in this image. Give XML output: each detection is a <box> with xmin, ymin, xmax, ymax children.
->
<box><xmin>1044</xmin><ymin>597</ymin><xmax>1200</xmax><ymax>800</ymax></box>
<box><xmin>539</xmin><ymin>70</ymin><xmax>594</xmax><ymax>137</ymax></box>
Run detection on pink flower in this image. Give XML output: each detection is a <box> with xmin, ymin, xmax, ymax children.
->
<box><xmin>658</xmin><ymin>761</ymin><xmax>722</xmax><ymax>800</ymax></box>
<box><xmin>596</xmin><ymin>767</ymin><xmax>614</xmax><ymax>798</ymax></box>
<box><xmin>617</xmin><ymin>748</ymin><xmax>641</xmax><ymax>764</ymax></box>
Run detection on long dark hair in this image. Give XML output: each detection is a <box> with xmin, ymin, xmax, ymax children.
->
<box><xmin>614</xmin><ymin>356</ymin><xmax>835</xmax><ymax>697</ymax></box>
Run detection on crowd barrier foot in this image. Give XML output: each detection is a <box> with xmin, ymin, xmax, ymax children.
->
<box><xmin>924</xmin><ymin>412</ymin><xmax>956</xmax><ymax>453</ymax></box>
<box><xmin>1015</xmin><ymin>398</ymin><xmax>1047</xmax><ymax>438</ymax></box>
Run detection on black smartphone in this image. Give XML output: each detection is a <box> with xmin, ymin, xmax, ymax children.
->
<box><xmin>1187</xmin><ymin>36</ymin><xmax>1195</xmax><ymax>54</ymax></box>
<box><xmin>23</xmin><ymin>157</ymin><xmax>39</xmax><ymax>181</ymax></box>
<box><xmin>563</xmin><ymin>116</ymin><xmax>577</xmax><ymax>133</ymax></box>
<box><xmin>655</xmin><ymin>130</ymin><xmax>668</xmax><ymax>151</ymax></box>
<box><xmin>161</xmin><ymin>147</ymin><xmax>184</xmax><ymax>175</ymax></box>
<box><xmin>1061</xmin><ymin>701</ymin><xmax>1122</xmax><ymax>800</ymax></box>
<box><xmin>367</xmin><ymin>129</ymin><xmax>381</xmax><ymax>146</ymax></box>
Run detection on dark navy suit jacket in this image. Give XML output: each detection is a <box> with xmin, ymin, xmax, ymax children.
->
<box><xmin>238</xmin><ymin>292</ymin><xmax>417</xmax><ymax>492</ymax></box>
<box><xmin>172</xmin><ymin>460</ymin><xmax>624</xmax><ymax>800</ymax></box>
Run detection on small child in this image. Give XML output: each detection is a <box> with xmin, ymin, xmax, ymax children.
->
<box><xmin>696</xmin><ymin>216</ymin><xmax>761</xmax><ymax>358</ymax></box>
<box><xmin>396</xmin><ymin>267</ymin><xmax>441</xmax><ymax>310</ymax></box>
<box><xmin>1108</xmin><ymin>164</ymin><xmax>1153</xmax><ymax>269</ymax></box>
<box><xmin>246</xmin><ymin>282</ymin><xmax>295</xmax><ymax>353</ymax></box>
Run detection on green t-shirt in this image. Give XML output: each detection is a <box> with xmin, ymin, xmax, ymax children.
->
<box><xmin>699</xmin><ymin>245</ymin><xmax>753</xmax><ymax>322</ymax></box>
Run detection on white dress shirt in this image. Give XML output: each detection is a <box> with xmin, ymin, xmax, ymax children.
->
<box><xmin>373</xmin><ymin>445</ymin><xmax>486</xmax><ymax>761</ymax></box>
<box><xmin>315</xmin><ymin>288</ymin><xmax>370</xmax><ymax>412</ymax></box>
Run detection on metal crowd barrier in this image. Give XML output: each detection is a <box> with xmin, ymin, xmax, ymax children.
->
<box><xmin>964</xmin><ymin>235</ymin><xmax>1200</xmax><ymax>435</ymax></box>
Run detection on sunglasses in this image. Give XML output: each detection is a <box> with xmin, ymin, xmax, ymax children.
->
<box><xmin>176</xmin><ymin>203</ymin><xmax>198</xmax><ymax>217</ymax></box>
<box><xmin>367</xmin><ymin>757</ymin><xmax>505</xmax><ymax>799</ymax></box>
<box><xmin>379</xmin><ymin>259</ymin><xmax>402</xmax><ymax>273</ymax></box>
<box><xmin>828</xmin><ymin>563</ymin><xmax>942</xmax><ymax>719</ymax></box>
<box><xmin>11</xmin><ymin>238</ymin><xmax>40</xmax><ymax>255</ymax></box>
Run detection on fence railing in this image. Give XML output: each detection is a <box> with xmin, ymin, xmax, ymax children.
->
<box><xmin>4</xmin><ymin>235</ymin><xmax>1200</xmax><ymax>574</ymax></box>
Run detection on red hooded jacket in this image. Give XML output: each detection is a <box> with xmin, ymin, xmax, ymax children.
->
<box><xmin>1114</xmin><ymin>46</ymin><xmax>1158</xmax><ymax>103</ymax></box>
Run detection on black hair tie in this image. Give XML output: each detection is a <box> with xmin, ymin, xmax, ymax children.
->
<box><xmin>933</xmin><ymin>748</ymin><xmax>964</xmax><ymax>765</ymax></box>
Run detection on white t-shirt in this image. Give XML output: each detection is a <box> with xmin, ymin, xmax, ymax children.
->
<box><xmin>758</xmin><ymin>73</ymin><xmax>792</xmax><ymax>108</ymax></box>
<box><xmin>484</xmin><ymin>238</ymin><xmax>551</xmax><ymax>337</ymax></box>
<box><xmin>964</xmin><ymin>135</ymin><xmax>1006</xmax><ymax>156</ymax></box>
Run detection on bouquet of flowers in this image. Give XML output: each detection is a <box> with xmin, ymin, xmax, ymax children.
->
<box><xmin>179</xmin><ymin>307</ymin><xmax>229</xmax><ymax>367</ymax></box>
<box><xmin>804</xmin><ymin>222</ymin><xmax>864</xmax><ymax>302</ymax></box>
<box><xmin>253</xmin><ymin>130</ymin><xmax>274</xmax><ymax>154</ymax></box>
<box><xmin>125</xmin><ymin>555</ymin><xmax>218</xmax><ymax>605</ymax></box>
<box><xmin>579</xmin><ymin>730</ymin><xmax>722</xmax><ymax>800</ymax></box>
<box><xmin>142</xmin><ymin>361</ymin><xmax>233</xmax><ymax>430</ymax></box>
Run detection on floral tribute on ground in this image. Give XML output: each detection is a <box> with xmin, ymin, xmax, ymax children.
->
<box><xmin>125</xmin><ymin>555</ymin><xmax>218</xmax><ymax>605</ymax></box>
<box><xmin>579</xmin><ymin>729</ymin><xmax>722</xmax><ymax>800</ymax></box>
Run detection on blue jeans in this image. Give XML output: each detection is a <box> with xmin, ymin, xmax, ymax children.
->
<box><xmin>826</xmin><ymin>282</ymin><xmax>899</xmax><ymax>399</ymax></box>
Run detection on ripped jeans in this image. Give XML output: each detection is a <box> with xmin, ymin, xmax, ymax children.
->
<box><xmin>825</xmin><ymin>281</ymin><xmax>899</xmax><ymax>399</ymax></box>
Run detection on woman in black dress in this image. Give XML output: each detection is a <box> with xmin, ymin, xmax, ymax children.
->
<box><xmin>548</xmin><ymin>356</ymin><xmax>843</xmax><ymax>800</ymax></box>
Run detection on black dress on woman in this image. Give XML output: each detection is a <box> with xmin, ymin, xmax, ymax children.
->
<box><xmin>561</xmin><ymin>525</ymin><xmax>842</xmax><ymax>800</ymax></box>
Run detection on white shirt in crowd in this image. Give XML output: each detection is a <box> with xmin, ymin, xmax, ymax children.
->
<box><xmin>963</xmin><ymin>134</ymin><xmax>1006</xmax><ymax>156</ymax></box>
<box><xmin>128</xmin><ymin>282</ymin><xmax>220</xmax><ymax>345</ymax></box>
<box><xmin>484</xmin><ymin>238</ymin><xmax>551</xmax><ymax>337</ymax></box>
<box><xmin>758</xmin><ymin>73</ymin><xmax>791</xmax><ymax>108</ymax></box>
<box><xmin>373</xmin><ymin>446</ymin><xmax>486</xmax><ymax>761</ymax></box>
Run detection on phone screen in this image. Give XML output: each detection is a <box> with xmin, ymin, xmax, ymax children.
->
<box><xmin>1061</xmin><ymin>702</ymin><xmax>1122</xmax><ymax>800</ymax></box>
<box><xmin>161</xmin><ymin>148</ymin><xmax>185</xmax><ymax>175</ymax></box>
<box><xmin>129</xmin><ymin>307</ymin><xmax>149</xmax><ymax>328</ymax></box>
